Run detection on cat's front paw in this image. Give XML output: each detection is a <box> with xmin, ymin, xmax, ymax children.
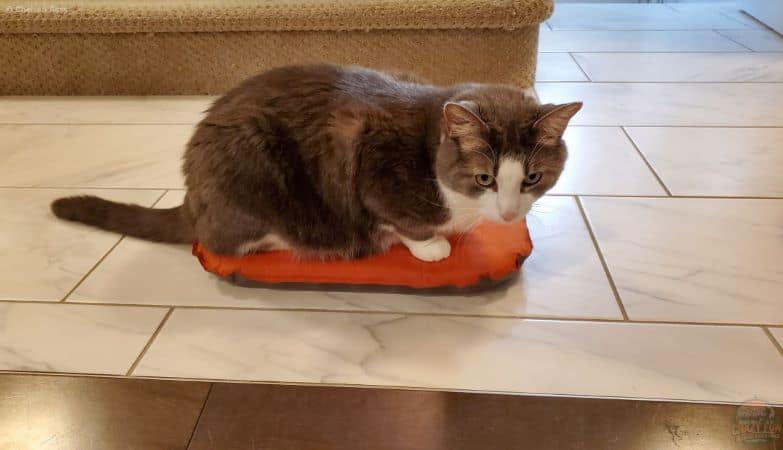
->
<box><xmin>405</xmin><ymin>236</ymin><xmax>452</xmax><ymax>262</ymax></box>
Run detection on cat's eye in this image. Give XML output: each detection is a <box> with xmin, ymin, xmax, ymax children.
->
<box><xmin>524</xmin><ymin>172</ymin><xmax>542</xmax><ymax>186</ymax></box>
<box><xmin>475</xmin><ymin>174</ymin><xmax>495</xmax><ymax>187</ymax></box>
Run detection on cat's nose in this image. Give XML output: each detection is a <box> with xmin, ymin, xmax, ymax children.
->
<box><xmin>501</xmin><ymin>210</ymin><xmax>517</xmax><ymax>222</ymax></box>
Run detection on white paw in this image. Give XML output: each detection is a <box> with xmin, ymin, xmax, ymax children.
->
<box><xmin>405</xmin><ymin>236</ymin><xmax>452</xmax><ymax>262</ymax></box>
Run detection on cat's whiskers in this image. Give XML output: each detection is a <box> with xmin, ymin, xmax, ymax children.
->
<box><xmin>465</xmin><ymin>148</ymin><xmax>497</xmax><ymax>167</ymax></box>
<box><xmin>529</xmin><ymin>202</ymin><xmax>553</xmax><ymax>215</ymax></box>
<box><xmin>525</xmin><ymin>207</ymin><xmax>548</xmax><ymax>228</ymax></box>
<box><xmin>412</xmin><ymin>192</ymin><xmax>480</xmax><ymax>212</ymax></box>
<box><xmin>458</xmin><ymin>221</ymin><xmax>483</xmax><ymax>247</ymax></box>
<box><xmin>526</xmin><ymin>214</ymin><xmax>545</xmax><ymax>229</ymax></box>
<box><xmin>453</xmin><ymin>216</ymin><xmax>484</xmax><ymax>247</ymax></box>
<box><xmin>411</xmin><ymin>193</ymin><xmax>448</xmax><ymax>210</ymax></box>
<box><xmin>526</xmin><ymin>136</ymin><xmax>548</xmax><ymax>165</ymax></box>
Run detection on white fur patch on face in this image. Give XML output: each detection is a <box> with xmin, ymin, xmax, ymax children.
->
<box><xmin>478</xmin><ymin>157</ymin><xmax>536</xmax><ymax>223</ymax></box>
<box><xmin>495</xmin><ymin>157</ymin><xmax>525</xmax><ymax>221</ymax></box>
<box><xmin>438</xmin><ymin>156</ymin><xmax>539</xmax><ymax>232</ymax></box>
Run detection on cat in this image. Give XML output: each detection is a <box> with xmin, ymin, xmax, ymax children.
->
<box><xmin>51</xmin><ymin>64</ymin><xmax>581</xmax><ymax>262</ymax></box>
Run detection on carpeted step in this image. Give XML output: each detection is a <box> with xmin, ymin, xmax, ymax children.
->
<box><xmin>0</xmin><ymin>0</ymin><xmax>553</xmax><ymax>95</ymax></box>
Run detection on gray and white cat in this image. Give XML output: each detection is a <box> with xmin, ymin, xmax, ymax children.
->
<box><xmin>52</xmin><ymin>65</ymin><xmax>581</xmax><ymax>262</ymax></box>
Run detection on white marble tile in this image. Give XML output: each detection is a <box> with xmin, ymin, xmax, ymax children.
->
<box><xmin>0</xmin><ymin>125</ymin><xmax>190</xmax><ymax>188</ymax></box>
<box><xmin>0</xmin><ymin>303</ymin><xmax>166</xmax><ymax>374</ymax></box>
<box><xmin>551</xmin><ymin>127</ymin><xmax>665</xmax><ymax>196</ymax></box>
<box><xmin>718</xmin><ymin>30</ymin><xmax>783</xmax><ymax>51</ymax></box>
<box><xmin>573</xmin><ymin>52</ymin><xmax>783</xmax><ymax>82</ymax></box>
<box><xmin>538</xmin><ymin>29</ymin><xmax>746</xmax><ymax>52</ymax></box>
<box><xmin>0</xmin><ymin>96</ymin><xmax>213</xmax><ymax>124</ymax></box>
<box><xmin>136</xmin><ymin>309</ymin><xmax>783</xmax><ymax>403</ymax></box>
<box><xmin>71</xmin><ymin>192</ymin><xmax>620</xmax><ymax>320</ymax></box>
<box><xmin>0</xmin><ymin>188</ymin><xmax>163</xmax><ymax>301</ymax></box>
<box><xmin>582</xmin><ymin>197</ymin><xmax>783</xmax><ymax>324</ymax></box>
<box><xmin>668</xmin><ymin>3</ymin><xmax>767</xmax><ymax>30</ymax></box>
<box><xmin>506</xmin><ymin>196</ymin><xmax>620</xmax><ymax>319</ymax></box>
<box><xmin>548</xmin><ymin>4</ymin><xmax>750</xmax><ymax>31</ymax></box>
<box><xmin>626</xmin><ymin>127</ymin><xmax>783</xmax><ymax>197</ymax></box>
<box><xmin>535</xmin><ymin>53</ymin><xmax>588</xmax><ymax>82</ymax></box>
<box><xmin>536</xmin><ymin>82</ymin><xmax>783</xmax><ymax>126</ymax></box>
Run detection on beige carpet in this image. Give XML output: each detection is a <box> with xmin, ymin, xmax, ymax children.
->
<box><xmin>0</xmin><ymin>0</ymin><xmax>553</xmax><ymax>94</ymax></box>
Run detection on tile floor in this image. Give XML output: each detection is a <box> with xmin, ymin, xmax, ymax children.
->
<box><xmin>1</xmin><ymin>3</ymin><xmax>782</xmax><ymax>405</ymax></box>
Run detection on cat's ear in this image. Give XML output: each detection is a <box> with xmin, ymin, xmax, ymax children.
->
<box><xmin>443</xmin><ymin>101</ymin><xmax>489</xmax><ymax>139</ymax></box>
<box><xmin>533</xmin><ymin>102</ymin><xmax>582</xmax><ymax>145</ymax></box>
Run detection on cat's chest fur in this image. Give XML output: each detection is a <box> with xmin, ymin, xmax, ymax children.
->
<box><xmin>436</xmin><ymin>181</ymin><xmax>483</xmax><ymax>235</ymax></box>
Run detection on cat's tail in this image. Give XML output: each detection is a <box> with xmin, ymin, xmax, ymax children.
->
<box><xmin>50</xmin><ymin>195</ymin><xmax>195</xmax><ymax>243</ymax></box>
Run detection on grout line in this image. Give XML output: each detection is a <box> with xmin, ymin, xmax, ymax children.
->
<box><xmin>0</xmin><ymin>122</ymin><xmax>199</xmax><ymax>126</ymax></box>
<box><xmin>2</xmin><ymin>370</ymin><xmax>772</xmax><ymax>407</ymax></box>
<box><xmin>712</xmin><ymin>11</ymin><xmax>756</xmax><ymax>30</ymax></box>
<box><xmin>1</xmin><ymin>188</ymin><xmax>781</xmax><ymax>200</ymax></box>
<box><xmin>563</xmin><ymin>51</ymin><xmax>783</xmax><ymax>56</ymax></box>
<box><xmin>0</xmin><ymin>186</ymin><xmax>181</xmax><ymax>191</ymax></box>
<box><xmin>60</xmin><ymin>190</ymin><xmax>170</xmax><ymax>302</ymax></box>
<box><xmin>548</xmin><ymin>193</ymin><xmax>783</xmax><ymax>200</ymax></box>
<box><xmin>716</xmin><ymin>30</ymin><xmax>755</xmax><ymax>51</ymax></box>
<box><xmin>547</xmin><ymin>27</ymin><xmax>756</xmax><ymax>32</ymax></box>
<box><xmin>538</xmin><ymin>50</ymin><xmax>755</xmax><ymax>54</ymax></box>
<box><xmin>762</xmin><ymin>327</ymin><xmax>783</xmax><ymax>359</ymax></box>
<box><xmin>2</xmin><ymin>297</ymin><xmax>781</xmax><ymax>328</ymax></box>
<box><xmin>736</xmin><ymin>10</ymin><xmax>782</xmax><ymax>34</ymax></box>
<box><xmin>60</xmin><ymin>237</ymin><xmax>126</xmax><ymax>302</ymax></box>
<box><xmin>126</xmin><ymin>307</ymin><xmax>174</xmax><ymax>376</ymax></box>
<box><xmin>620</xmin><ymin>127</ymin><xmax>673</xmax><ymax>196</ymax></box>
<box><xmin>549</xmin><ymin>50</ymin><xmax>783</xmax><ymax>76</ymax></box>
<box><xmin>568</xmin><ymin>52</ymin><xmax>592</xmax><ymax>82</ymax></box>
<box><xmin>561</xmin><ymin>125</ymin><xmax>783</xmax><ymax>129</ymax></box>
<box><xmin>714</xmin><ymin>11</ymin><xmax>748</xmax><ymax>28</ymax></box>
<box><xmin>575</xmin><ymin>196</ymin><xmax>628</xmax><ymax>321</ymax></box>
<box><xmin>534</xmin><ymin>80</ymin><xmax>783</xmax><ymax>84</ymax></box>
<box><xmin>716</xmin><ymin>11</ymin><xmax>781</xmax><ymax>37</ymax></box>
<box><xmin>185</xmin><ymin>383</ymin><xmax>214</xmax><ymax>450</ymax></box>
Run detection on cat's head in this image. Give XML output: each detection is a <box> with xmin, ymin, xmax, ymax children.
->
<box><xmin>436</xmin><ymin>86</ymin><xmax>581</xmax><ymax>223</ymax></box>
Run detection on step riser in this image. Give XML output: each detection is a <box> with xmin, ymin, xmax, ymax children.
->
<box><xmin>1</xmin><ymin>27</ymin><xmax>539</xmax><ymax>95</ymax></box>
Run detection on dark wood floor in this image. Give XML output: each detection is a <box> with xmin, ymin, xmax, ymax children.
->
<box><xmin>0</xmin><ymin>373</ymin><xmax>780</xmax><ymax>450</ymax></box>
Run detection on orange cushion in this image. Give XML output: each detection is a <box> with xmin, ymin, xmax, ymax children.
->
<box><xmin>193</xmin><ymin>220</ymin><xmax>532</xmax><ymax>289</ymax></box>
